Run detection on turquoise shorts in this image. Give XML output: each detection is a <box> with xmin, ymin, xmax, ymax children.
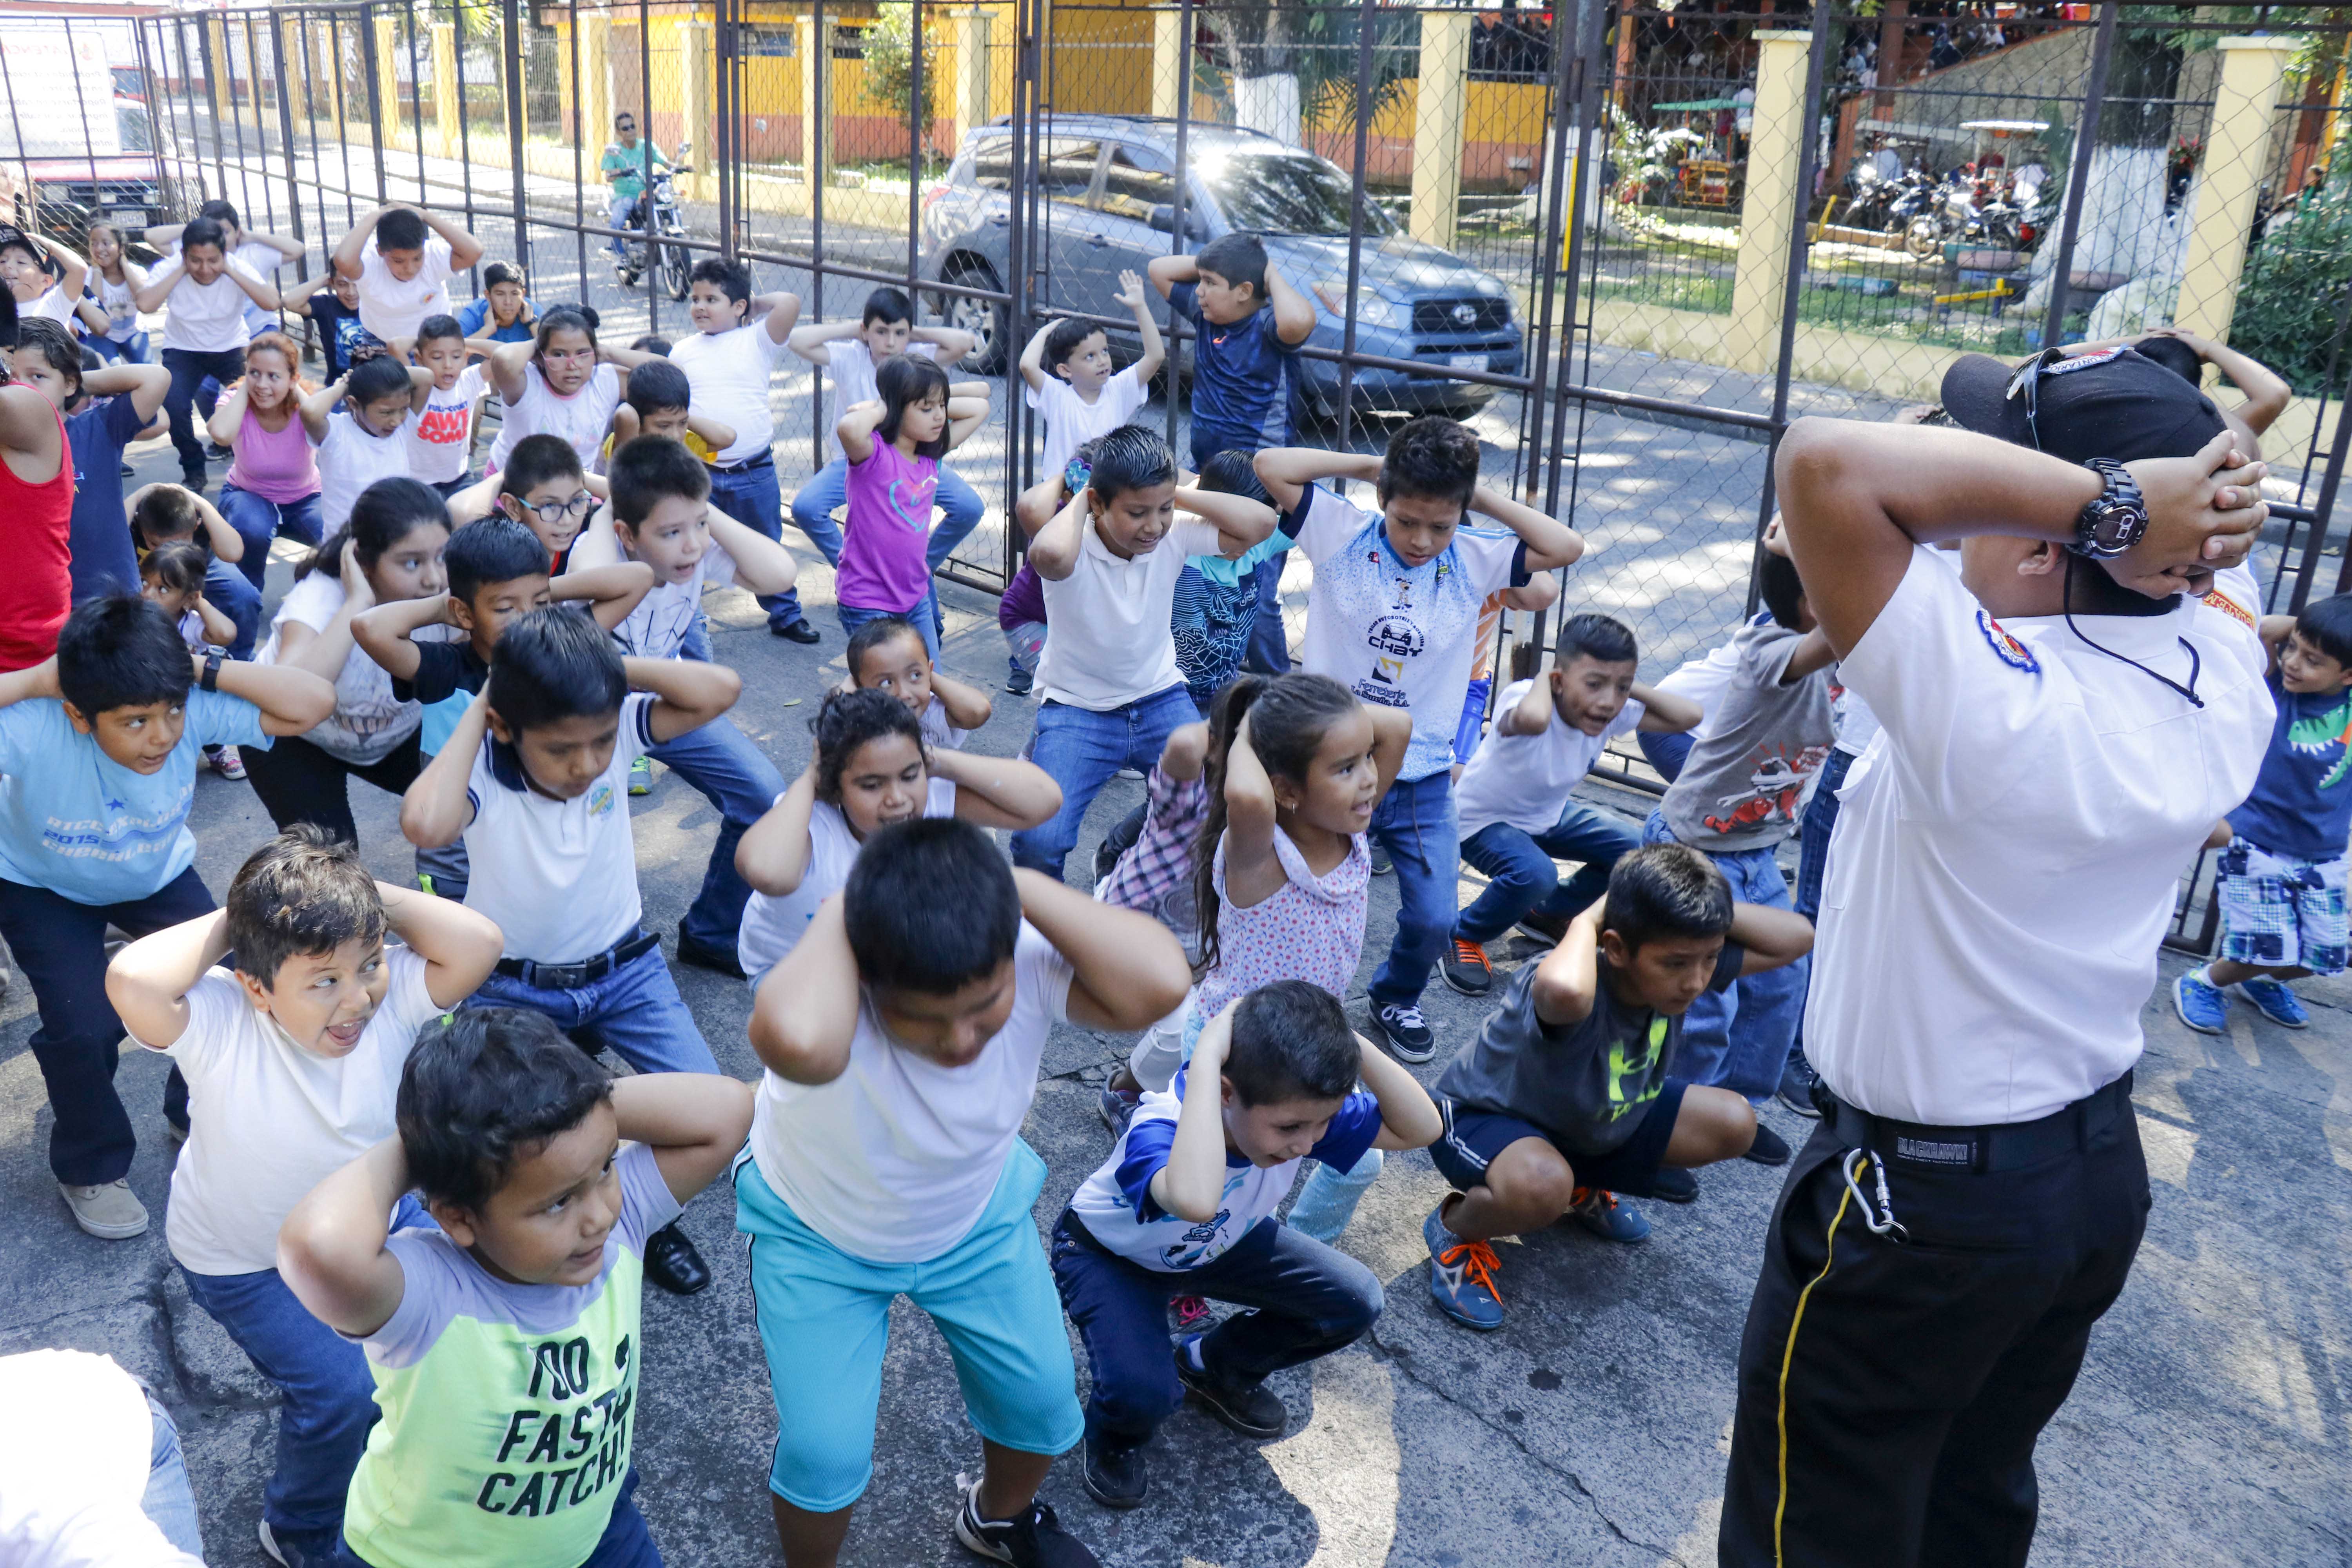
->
<box><xmin>733</xmin><ymin>1138</ymin><xmax>1083</xmax><ymax>1511</ymax></box>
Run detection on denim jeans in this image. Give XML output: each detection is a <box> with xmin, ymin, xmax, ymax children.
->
<box><xmin>335</xmin><ymin>1469</ymin><xmax>659</xmax><ymax>1568</ymax></box>
<box><xmin>1641</xmin><ymin>810</ymin><xmax>1810</xmax><ymax>1101</ymax></box>
<box><xmin>203</xmin><ymin>555</ymin><xmax>264</xmax><ymax>659</ymax></box>
<box><xmin>1283</xmin><ymin>1148</ymin><xmax>1385</xmax><ymax>1244</ymax></box>
<box><xmin>178</xmin><ymin>1213</ymin><xmax>419</xmax><ymax>1550</ymax></box>
<box><xmin>466</xmin><ymin>944</ymin><xmax>719</xmax><ymax>1075</ymax></box>
<box><xmin>784</xmin><ymin>456</ymin><xmax>984</xmax><ymax>631</ymax></box>
<box><xmin>1367</xmin><ymin>770</ymin><xmax>1461</xmax><ymax>1010</ymax></box>
<box><xmin>218</xmin><ymin>483</ymin><xmax>326</xmax><ymax>592</ymax></box>
<box><xmin>160</xmin><ymin>345</ymin><xmax>246</xmax><ymax>476</ymax></box>
<box><xmin>89</xmin><ymin>329</ymin><xmax>152</xmax><ymax>365</ymax></box>
<box><xmin>1003</xmin><ymin>619</ymin><xmax>1046</xmax><ymax>680</ymax></box>
<box><xmin>707</xmin><ymin>458</ymin><xmax>794</xmax><ymax>633</ymax></box>
<box><xmin>645</xmin><ymin>713</ymin><xmax>788</xmax><ymax>951</ymax></box>
<box><xmin>1454</xmin><ymin>802</ymin><xmax>1642</xmax><ymax>945</ymax></box>
<box><xmin>1049</xmin><ymin>1212</ymin><xmax>1381</xmax><ymax>1446</ymax></box>
<box><xmin>1639</xmin><ymin>728</ymin><xmax>1697</xmax><ymax>785</ymax></box>
<box><xmin>836</xmin><ymin>590</ymin><xmax>939</xmax><ymax>661</ymax></box>
<box><xmin>0</xmin><ymin>866</ymin><xmax>212</xmax><ymax>1184</ymax></box>
<box><xmin>1243</xmin><ymin>551</ymin><xmax>1291</xmax><ymax>675</ymax></box>
<box><xmin>1010</xmin><ymin>686</ymin><xmax>1199</xmax><ymax>877</ymax></box>
<box><xmin>142</xmin><ymin>1389</ymin><xmax>205</xmax><ymax>1558</ymax></box>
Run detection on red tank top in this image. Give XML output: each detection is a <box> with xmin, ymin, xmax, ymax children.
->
<box><xmin>0</xmin><ymin>391</ymin><xmax>75</xmax><ymax>671</ymax></box>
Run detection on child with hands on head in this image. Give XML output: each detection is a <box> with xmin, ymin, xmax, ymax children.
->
<box><xmin>329</xmin><ymin>203</ymin><xmax>487</xmax><ymax>350</ymax></box>
<box><xmin>106</xmin><ymin>828</ymin><xmax>505</xmax><ymax>1566</ymax></box>
<box><xmin>484</xmin><ymin>307</ymin><xmax>646</xmax><ymax>475</ymax></box>
<box><xmin>832</xmin><ymin>356</ymin><xmax>992</xmax><ymax>656</ymax></box>
<box><xmin>206</xmin><ymin>330</ymin><xmax>325</xmax><ymax>586</ymax></box>
<box><xmin>669</xmin><ymin>258</ymin><xmax>803</xmax><ymax>634</ymax></box>
<box><xmin>399</xmin><ymin>314</ymin><xmax>490</xmax><ymax>497</ymax></box>
<box><xmin>1017</xmin><ymin>269</ymin><xmax>1165</xmax><ymax>485</ymax></box>
<box><xmin>450</xmin><ymin>433</ymin><xmax>606</xmax><ymax>570</ymax></box>
<box><xmin>1054</xmin><ymin>982</ymin><xmax>1438</xmax><ymax>1509</ymax></box>
<box><xmin>733</xmin><ymin>687</ymin><xmax>1061</xmax><ymax>990</ymax></box>
<box><xmin>276</xmin><ymin>1009</ymin><xmax>753</xmax><ymax>1568</ymax></box>
<box><xmin>140</xmin><ymin>541</ymin><xmax>238</xmax><ymax>653</ymax></box>
<box><xmin>81</xmin><ymin>221</ymin><xmax>150</xmax><ymax>363</ymax></box>
<box><xmin>298</xmin><ymin>353</ymin><xmax>437</xmax><ymax>533</ymax></box>
<box><xmin>457</xmin><ymin>260</ymin><xmax>536</xmax><ymax>344</ymax></box>
<box><xmin>839</xmin><ymin>613</ymin><xmax>992</xmax><ymax>750</ymax></box>
<box><xmin>128</xmin><ymin>479</ymin><xmax>259</xmax><ymax>662</ymax></box>
<box><xmin>134</xmin><ymin>215</ymin><xmax>284</xmax><ymax>491</ymax></box>
<box><xmin>8</xmin><ymin>317</ymin><xmax>171</xmax><ymax>602</ymax></box>
<box><xmin>0</xmin><ymin>224</ymin><xmax>93</xmax><ymax>328</ymax></box>
<box><xmin>739</xmin><ymin>818</ymin><xmax>1191</xmax><ymax>1568</ymax></box>
<box><xmin>606</xmin><ymin>356</ymin><xmax>737</xmax><ymax>463</ymax></box>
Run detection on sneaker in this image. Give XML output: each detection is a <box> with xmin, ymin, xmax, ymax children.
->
<box><xmin>1648</xmin><ymin>1166</ymin><xmax>1698</xmax><ymax>1204</ymax></box>
<box><xmin>59</xmin><ymin>1179</ymin><xmax>148</xmax><ymax>1240</ymax></box>
<box><xmin>1424</xmin><ymin>1203</ymin><xmax>1504</xmax><ymax>1329</ymax></box>
<box><xmin>1777</xmin><ymin>1053</ymin><xmax>1822</xmax><ymax>1119</ymax></box>
<box><xmin>1174</xmin><ymin>1338</ymin><xmax>1287</xmax><ymax>1438</ymax></box>
<box><xmin>209</xmin><ymin>746</ymin><xmax>247</xmax><ymax>782</ymax></box>
<box><xmin>2232</xmin><ymin>976</ymin><xmax>2310</xmax><ymax>1029</ymax></box>
<box><xmin>258</xmin><ymin>1519</ymin><xmax>337</xmax><ymax>1568</ymax></box>
<box><xmin>953</xmin><ymin>1485</ymin><xmax>1100</xmax><ymax>1567</ymax></box>
<box><xmin>1006</xmin><ymin>666</ymin><xmax>1034</xmax><ymax>695</ymax></box>
<box><xmin>1369</xmin><ymin>1002</ymin><xmax>1435</xmax><ymax>1064</ymax></box>
<box><xmin>1081</xmin><ymin>1435</ymin><xmax>1147</xmax><ymax>1509</ymax></box>
<box><xmin>417</xmin><ymin>873</ymin><xmax>438</xmax><ymax>897</ymax></box>
<box><xmin>1515</xmin><ymin>910</ymin><xmax>1569</xmax><ymax>946</ymax></box>
<box><xmin>1370</xmin><ymin>842</ymin><xmax>1393</xmax><ymax>876</ymax></box>
<box><xmin>204</xmin><ymin>441</ymin><xmax>234</xmax><ymax>463</ymax></box>
<box><xmin>628</xmin><ymin>755</ymin><xmax>653</xmax><ymax>796</ymax></box>
<box><xmin>1568</xmin><ymin>1186</ymin><xmax>1650</xmax><ymax>1244</ymax></box>
<box><xmin>1169</xmin><ymin>1294</ymin><xmax>1211</xmax><ymax>1334</ymax></box>
<box><xmin>1744</xmin><ymin>1122</ymin><xmax>1792</xmax><ymax>1167</ymax></box>
<box><xmin>180</xmin><ymin>468</ymin><xmax>207</xmax><ymax>494</ymax></box>
<box><xmin>1096</xmin><ymin>1083</ymin><xmax>1138</xmax><ymax>1134</ymax></box>
<box><xmin>675</xmin><ymin>925</ymin><xmax>747</xmax><ymax>980</ymax></box>
<box><xmin>1440</xmin><ymin>937</ymin><xmax>1493</xmax><ymax>997</ymax></box>
<box><xmin>2172</xmin><ymin>967</ymin><xmax>2229</xmax><ymax>1035</ymax></box>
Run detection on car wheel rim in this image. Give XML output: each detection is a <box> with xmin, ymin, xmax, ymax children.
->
<box><xmin>949</xmin><ymin>292</ymin><xmax>995</xmax><ymax>355</ymax></box>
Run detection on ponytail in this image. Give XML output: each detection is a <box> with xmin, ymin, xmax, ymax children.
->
<box><xmin>296</xmin><ymin>476</ymin><xmax>451</xmax><ymax>584</ymax></box>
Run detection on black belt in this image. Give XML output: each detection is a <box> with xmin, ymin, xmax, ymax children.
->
<box><xmin>495</xmin><ymin>929</ymin><xmax>661</xmax><ymax>990</ymax></box>
<box><xmin>709</xmin><ymin>450</ymin><xmax>774</xmax><ymax>475</ymax></box>
<box><xmin>1816</xmin><ymin>1070</ymin><xmax>2134</xmax><ymax>1176</ymax></box>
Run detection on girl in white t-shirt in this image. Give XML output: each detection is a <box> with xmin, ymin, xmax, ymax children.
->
<box><xmin>82</xmin><ymin>222</ymin><xmax>150</xmax><ymax>363</ymax></box>
<box><xmin>483</xmin><ymin>307</ymin><xmax>648</xmax><ymax>475</ymax></box>
<box><xmin>0</xmin><ymin>228</ymin><xmax>92</xmax><ymax>333</ymax></box>
<box><xmin>243</xmin><ymin>477</ymin><xmax>454</xmax><ymax>850</ymax></box>
<box><xmin>733</xmin><ymin>688</ymin><xmax>1060</xmax><ymax>988</ymax></box>
<box><xmin>300</xmin><ymin>354</ymin><xmax>434</xmax><ymax>532</ymax></box>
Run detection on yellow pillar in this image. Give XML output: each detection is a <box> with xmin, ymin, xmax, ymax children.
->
<box><xmin>432</xmin><ymin>23</ymin><xmax>459</xmax><ymax>160</ymax></box>
<box><xmin>1410</xmin><ymin>11</ymin><xmax>1471</xmax><ymax>251</ymax></box>
<box><xmin>574</xmin><ymin>15</ymin><xmax>611</xmax><ymax>152</ymax></box>
<box><xmin>2175</xmin><ymin>36</ymin><xmax>2297</xmax><ymax>345</ymax></box>
<box><xmin>372</xmin><ymin>16</ymin><xmax>401</xmax><ymax>151</ymax></box>
<box><xmin>1151</xmin><ymin>7</ymin><xmax>1185</xmax><ymax>120</ymax></box>
<box><xmin>309</xmin><ymin>20</ymin><xmax>338</xmax><ymax>127</ymax></box>
<box><xmin>205</xmin><ymin>17</ymin><xmax>231</xmax><ymax>127</ymax></box>
<box><xmin>952</xmin><ymin>10</ymin><xmax>994</xmax><ymax>156</ymax></box>
<box><xmin>679</xmin><ymin>20</ymin><xmax>716</xmax><ymax>203</ymax></box>
<box><xmin>1726</xmin><ymin>30</ymin><xmax>1811</xmax><ymax>375</ymax></box>
<box><xmin>799</xmin><ymin>17</ymin><xmax>831</xmax><ymax>186</ymax></box>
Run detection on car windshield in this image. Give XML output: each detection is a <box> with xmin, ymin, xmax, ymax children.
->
<box><xmin>1198</xmin><ymin>150</ymin><xmax>1391</xmax><ymax>237</ymax></box>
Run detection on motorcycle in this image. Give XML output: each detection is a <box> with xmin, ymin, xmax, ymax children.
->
<box><xmin>614</xmin><ymin>142</ymin><xmax>694</xmax><ymax>301</ymax></box>
<box><xmin>1906</xmin><ymin>169</ymin><xmax>2025</xmax><ymax>259</ymax></box>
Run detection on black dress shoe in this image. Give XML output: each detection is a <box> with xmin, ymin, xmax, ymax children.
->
<box><xmin>1744</xmin><ymin>1123</ymin><xmax>1792</xmax><ymax>1167</ymax></box>
<box><xmin>643</xmin><ymin>1221</ymin><xmax>711</xmax><ymax>1295</ymax></box>
<box><xmin>675</xmin><ymin>925</ymin><xmax>746</xmax><ymax>979</ymax></box>
<box><xmin>770</xmin><ymin>619</ymin><xmax>821</xmax><ymax>644</ymax></box>
<box><xmin>1649</xmin><ymin>1166</ymin><xmax>1699</xmax><ymax>1203</ymax></box>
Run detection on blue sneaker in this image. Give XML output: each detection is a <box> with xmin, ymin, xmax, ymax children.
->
<box><xmin>2172</xmin><ymin>968</ymin><xmax>2229</xmax><ymax>1034</ymax></box>
<box><xmin>2232</xmin><ymin>976</ymin><xmax>2310</xmax><ymax>1028</ymax></box>
<box><xmin>1424</xmin><ymin>1203</ymin><xmax>1504</xmax><ymax>1330</ymax></box>
<box><xmin>1568</xmin><ymin>1187</ymin><xmax>1650</xmax><ymax>1244</ymax></box>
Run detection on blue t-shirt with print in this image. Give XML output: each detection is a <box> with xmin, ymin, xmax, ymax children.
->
<box><xmin>2232</xmin><ymin>667</ymin><xmax>2352</xmax><ymax>863</ymax></box>
<box><xmin>65</xmin><ymin>395</ymin><xmax>147</xmax><ymax>600</ymax></box>
<box><xmin>0</xmin><ymin>690</ymin><xmax>269</xmax><ymax>905</ymax></box>
<box><xmin>1171</xmin><ymin>532</ymin><xmax>1294</xmax><ymax>711</ymax></box>
<box><xmin>1168</xmin><ymin>280</ymin><xmax>1296</xmax><ymax>456</ymax></box>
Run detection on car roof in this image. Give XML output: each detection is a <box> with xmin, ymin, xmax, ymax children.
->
<box><xmin>972</xmin><ymin>114</ymin><xmax>1299</xmax><ymax>155</ymax></box>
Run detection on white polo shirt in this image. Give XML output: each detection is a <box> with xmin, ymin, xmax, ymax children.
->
<box><xmin>1037</xmin><ymin>515</ymin><xmax>1222</xmax><ymax>711</ymax></box>
<box><xmin>1806</xmin><ymin>548</ymin><xmax>2272</xmax><ymax>1126</ymax></box>
<box><xmin>669</xmin><ymin>322</ymin><xmax>790</xmax><ymax>466</ymax></box>
<box><xmin>357</xmin><ymin>237</ymin><xmax>455</xmax><ymax>343</ymax></box>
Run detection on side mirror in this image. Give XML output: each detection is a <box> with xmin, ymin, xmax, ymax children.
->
<box><xmin>1147</xmin><ymin>204</ymin><xmax>1205</xmax><ymax>239</ymax></box>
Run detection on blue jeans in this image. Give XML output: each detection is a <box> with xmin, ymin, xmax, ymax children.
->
<box><xmin>142</xmin><ymin>1389</ymin><xmax>205</xmax><ymax>1558</ymax></box>
<box><xmin>645</xmin><ymin>712</ymin><xmax>788</xmax><ymax>951</ymax></box>
<box><xmin>1454</xmin><ymin>802</ymin><xmax>1642</xmax><ymax>945</ymax></box>
<box><xmin>1010</xmin><ymin>685</ymin><xmax>1198</xmax><ymax>877</ymax></box>
<box><xmin>1049</xmin><ymin>1212</ymin><xmax>1381</xmax><ymax>1446</ymax></box>
<box><xmin>1283</xmin><ymin>1147</ymin><xmax>1385</xmax><ymax>1243</ymax></box>
<box><xmin>1367</xmin><ymin>770</ymin><xmax>1461</xmax><ymax>1010</ymax></box>
<box><xmin>784</xmin><ymin>456</ymin><xmax>984</xmax><ymax>631</ymax></box>
<box><xmin>203</xmin><ymin>554</ymin><xmax>263</xmax><ymax>659</ymax></box>
<box><xmin>1639</xmin><ymin>728</ymin><xmax>1697</xmax><ymax>784</ymax></box>
<box><xmin>161</xmin><ymin>345</ymin><xmax>244</xmax><ymax>475</ymax></box>
<box><xmin>1641</xmin><ymin>811</ymin><xmax>1810</xmax><ymax>1101</ymax></box>
<box><xmin>335</xmin><ymin>1470</ymin><xmax>659</xmax><ymax>1568</ymax></box>
<box><xmin>466</xmin><ymin>944</ymin><xmax>718</xmax><ymax>1075</ymax></box>
<box><xmin>1244</xmin><ymin>551</ymin><xmax>1290</xmax><ymax>675</ymax></box>
<box><xmin>89</xmin><ymin>328</ymin><xmax>152</xmax><ymax>365</ymax></box>
<box><xmin>707</xmin><ymin>458</ymin><xmax>794</xmax><ymax>633</ymax></box>
<box><xmin>837</xmin><ymin>590</ymin><xmax>939</xmax><ymax>661</ymax></box>
<box><xmin>218</xmin><ymin>484</ymin><xmax>326</xmax><ymax>592</ymax></box>
<box><xmin>1789</xmin><ymin>747</ymin><xmax>1853</xmax><ymax>1062</ymax></box>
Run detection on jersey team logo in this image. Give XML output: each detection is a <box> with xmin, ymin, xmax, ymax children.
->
<box><xmin>1976</xmin><ymin>609</ymin><xmax>2039</xmax><ymax>673</ymax></box>
<box><xmin>2198</xmin><ymin>586</ymin><xmax>2257</xmax><ymax>632</ymax></box>
<box><xmin>588</xmin><ymin>782</ymin><xmax>616</xmax><ymax>817</ymax></box>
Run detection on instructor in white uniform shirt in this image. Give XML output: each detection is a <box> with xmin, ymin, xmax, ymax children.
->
<box><xmin>1718</xmin><ymin>347</ymin><xmax>2274</xmax><ymax>1568</ymax></box>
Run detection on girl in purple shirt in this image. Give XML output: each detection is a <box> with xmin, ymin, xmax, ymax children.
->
<box><xmin>832</xmin><ymin>356</ymin><xmax>989</xmax><ymax>659</ymax></box>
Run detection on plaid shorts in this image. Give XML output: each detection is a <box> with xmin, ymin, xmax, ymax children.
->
<box><xmin>2216</xmin><ymin>838</ymin><xmax>2348</xmax><ymax>975</ymax></box>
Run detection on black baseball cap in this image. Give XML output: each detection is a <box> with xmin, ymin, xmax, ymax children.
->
<box><xmin>1940</xmin><ymin>345</ymin><xmax>2227</xmax><ymax>465</ymax></box>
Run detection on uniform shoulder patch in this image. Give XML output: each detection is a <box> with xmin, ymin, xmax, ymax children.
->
<box><xmin>2198</xmin><ymin>585</ymin><xmax>2258</xmax><ymax>632</ymax></box>
<box><xmin>1975</xmin><ymin>608</ymin><xmax>2040</xmax><ymax>673</ymax></box>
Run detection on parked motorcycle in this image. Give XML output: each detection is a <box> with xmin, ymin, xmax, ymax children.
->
<box><xmin>615</xmin><ymin>142</ymin><xmax>694</xmax><ymax>301</ymax></box>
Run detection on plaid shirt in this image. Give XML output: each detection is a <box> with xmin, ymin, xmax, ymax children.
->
<box><xmin>1097</xmin><ymin>766</ymin><xmax>1209</xmax><ymax>922</ymax></box>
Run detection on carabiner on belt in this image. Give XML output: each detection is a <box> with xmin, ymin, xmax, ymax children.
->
<box><xmin>1842</xmin><ymin>1148</ymin><xmax>1909</xmax><ymax>1243</ymax></box>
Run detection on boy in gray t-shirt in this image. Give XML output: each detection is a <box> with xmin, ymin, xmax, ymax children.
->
<box><xmin>1422</xmin><ymin>844</ymin><xmax>1814</xmax><ymax>1329</ymax></box>
<box><xmin>1645</xmin><ymin>550</ymin><xmax>1835</xmax><ymax>1142</ymax></box>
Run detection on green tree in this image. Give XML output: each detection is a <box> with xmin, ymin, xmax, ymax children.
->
<box><xmin>861</xmin><ymin>4</ymin><xmax>939</xmax><ymax>155</ymax></box>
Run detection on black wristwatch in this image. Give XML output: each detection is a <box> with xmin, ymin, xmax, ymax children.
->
<box><xmin>2069</xmin><ymin>458</ymin><xmax>2147</xmax><ymax>558</ymax></box>
<box><xmin>200</xmin><ymin>650</ymin><xmax>222</xmax><ymax>693</ymax></box>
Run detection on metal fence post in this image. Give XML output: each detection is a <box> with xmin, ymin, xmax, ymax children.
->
<box><xmin>503</xmin><ymin>0</ymin><xmax>531</xmax><ymax>279</ymax></box>
<box><xmin>1332</xmin><ymin>0</ymin><xmax>1379</xmax><ymax>459</ymax></box>
<box><xmin>2040</xmin><ymin>2</ymin><xmax>2118</xmax><ymax>351</ymax></box>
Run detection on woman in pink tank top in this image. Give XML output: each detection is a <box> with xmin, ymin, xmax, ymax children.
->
<box><xmin>211</xmin><ymin>332</ymin><xmax>323</xmax><ymax>590</ymax></box>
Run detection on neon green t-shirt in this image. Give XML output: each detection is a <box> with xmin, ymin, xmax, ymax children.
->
<box><xmin>340</xmin><ymin>1142</ymin><xmax>682</xmax><ymax>1568</ymax></box>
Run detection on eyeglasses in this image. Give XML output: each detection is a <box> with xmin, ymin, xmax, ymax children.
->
<box><xmin>513</xmin><ymin>491</ymin><xmax>595</xmax><ymax>526</ymax></box>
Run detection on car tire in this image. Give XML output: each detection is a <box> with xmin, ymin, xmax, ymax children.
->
<box><xmin>936</xmin><ymin>259</ymin><xmax>1010</xmax><ymax>375</ymax></box>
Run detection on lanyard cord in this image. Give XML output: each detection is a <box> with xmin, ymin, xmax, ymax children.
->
<box><xmin>2062</xmin><ymin>563</ymin><xmax>2206</xmax><ymax>709</ymax></box>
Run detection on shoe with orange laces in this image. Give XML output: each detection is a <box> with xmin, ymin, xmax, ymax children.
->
<box><xmin>1567</xmin><ymin>1185</ymin><xmax>1650</xmax><ymax>1244</ymax></box>
<box><xmin>1440</xmin><ymin>936</ymin><xmax>1494</xmax><ymax>997</ymax></box>
<box><xmin>1424</xmin><ymin>1202</ymin><xmax>1505</xmax><ymax>1330</ymax></box>
<box><xmin>1169</xmin><ymin>1295</ymin><xmax>1211</xmax><ymax>1334</ymax></box>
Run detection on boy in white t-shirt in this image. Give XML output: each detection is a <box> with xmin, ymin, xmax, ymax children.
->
<box><xmin>1016</xmin><ymin>270</ymin><xmax>1165</xmax><ymax>486</ymax></box>
<box><xmin>1440</xmin><ymin>612</ymin><xmax>1699</xmax><ymax>997</ymax></box>
<box><xmin>738</xmin><ymin>817</ymin><xmax>1191</xmax><ymax>1568</ymax></box>
<box><xmin>400</xmin><ymin>604</ymin><xmax>744</xmax><ymax>1298</ymax></box>
<box><xmin>670</xmin><ymin>258</ymin><xmax>802</xmax><ymax>634</ymax></box>
<box><xmin>299</xmin><ymin>354</ymin><xmax>436</xmax><ymax>531</ymax></box>
<box><xmin>566</xmin><ymin>435</ymin><xmax>797</xmax><ymax>972</ymax></box>
<box><xmin>1007</xmin><ymin>425</ymin><xmax>1276</xmax><ymax>878</ymax></box>
<box><xmin>106</xmin><ymin>828</ymin><xmax>503</xmax><ymax>1566</ymax></box>
<box><xmin>779</xmin><ymin>286</ymin><xmax>981</xmax><ymax>643</ymax></box>
<box><xmin>0</xmin><ymin>226</ymin><xmax>93</xmax><ymax>332</ymax></box>
<box><xmin>330</xmin><ymin>203</ymin><xmax>486</xmax><ymax>351</ymax></box>
<box><xmin>401</xmin><ymin>314</ymin><xmax>489</xmax><ymax>497</ymax></box>
<box><xmin>840</xmin><ymin>613</ymin><xmax>993</xmax><ymax>751</ymax></box>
